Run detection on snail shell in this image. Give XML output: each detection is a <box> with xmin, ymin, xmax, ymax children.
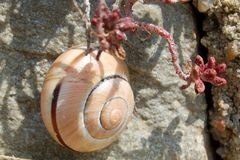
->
<box><xmin>40</xmin><ymin>47</ymin><xmax>135</xmax><ymax>152</ymax></box>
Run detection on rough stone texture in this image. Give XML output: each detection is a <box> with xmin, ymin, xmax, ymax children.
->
<box><xmin>0</xmin><ymin>0</ymin><xmax>212</xmax><ymax>160</ymax></box>
<box><xmin>193</xmin><ymin>0</ymin><xmax>214</xmax><ymax>13</ymax></box>
<box><xmin>200</xmin><ymin>0</ymin><xmax>240</xmax><ymax>159</ymax></box>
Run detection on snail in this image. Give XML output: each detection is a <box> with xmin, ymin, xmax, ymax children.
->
<box><xmin>40</xmin><ymin>47</ymin><xmax>135</xmax><ymax>152</ymax></box>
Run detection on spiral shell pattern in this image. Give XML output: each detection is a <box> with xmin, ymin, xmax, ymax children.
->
<box><xmin>40</xmin><ymin>48</ymin><xmax>134</xmax><ymax>152</ymax></box>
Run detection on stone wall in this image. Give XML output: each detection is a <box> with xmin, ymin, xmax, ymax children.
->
<box><xmin>201</xmin><ymin>0</ymin><xmax>240</xmax><ymax>159</ymax></box>
<box><xmin>0</xmin><ymin>1</ymin><xmax>214</xmax><ymax>160</ymax></box>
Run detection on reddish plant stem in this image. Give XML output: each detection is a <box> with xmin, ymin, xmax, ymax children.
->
<box><xmin>124</xmin><ymin>0</ymin><xmax>137</xmax><ymax>16</ymax></box>
<box><xmin>136</xmin><ymin>22</ymin><xmax>190</xmax><ymax>81</ymax></box>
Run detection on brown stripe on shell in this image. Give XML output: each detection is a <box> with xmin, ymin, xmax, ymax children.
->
<box><xmin>51</xmin><ymin>75</ymin><xmax>127</xmax><ymax>148</ymax></box>
<box><xmin>85</xmin><ymin>75</ymin><xmax>127</xmax><ymax>103</ymax></box>
<box><xmin>84</xmin><ymin>74</ymin><xmax>128</xmax><ymax>138</ymax></box>
<box><xmin>51</xmin><ymin>81</ymin><xmax>72</xmax><ymax>150</ymax></box>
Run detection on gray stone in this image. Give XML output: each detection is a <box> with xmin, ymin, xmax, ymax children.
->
<box><xmin>0</xmin><ymin>0</ymin><xmax>213</xmax><ymax>160</ymax></box>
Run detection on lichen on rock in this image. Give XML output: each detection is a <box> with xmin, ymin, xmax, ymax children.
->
<box><xmin>201</xmin><ymin>0</ymin><xmax>240</xmax><ymax>159</ymax></box>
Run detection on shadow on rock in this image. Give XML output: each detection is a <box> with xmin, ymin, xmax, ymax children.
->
<box><xmin>112</xmin><ymin>117</ymin><xmax>182</xmax><ymax>160</ymax></box>
<box><xmin>5</xmin><ymin>0</ymin><xmax>76</xmax><ymax>56</ymax></box>
<box><xmin>124</xmin><ymin>2</ymin><xmax>195</xmax><ymax>71</ymax></box>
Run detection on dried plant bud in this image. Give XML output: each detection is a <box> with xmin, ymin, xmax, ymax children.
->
<box><xmin>207</xmin><ymin>56</ymin><xmax>216</xmax><ymax>68</ymax></box>
<box><xmin>212</xmin><ymin>77</ymin><xmax>227</xmax><ymax>86</ymax></box>
<box><xmin>216</xmin><ymin>63</ymin><xmax>227</xmax><ymax>73</ymax></box>
<box><xmin>182</xmin><ymin>55</ymin><xmax>227</xmax><ymax>93</ymax></box>
<box><xmin>194</xmin><ymin>79</ymin><xmax>205</xmax><ymax>94</ymax></box>
<box><xmin>202</xmin><ymin>68</ymin><xmax>217</xmax><ymax>81</ymax></box>
<box><xmin>195</xmin><ymin>55</ymin><xmax>204</xmax><ymax>66</ymax></box>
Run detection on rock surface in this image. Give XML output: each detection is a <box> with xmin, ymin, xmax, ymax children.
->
<box><xmin>201</xmin><ymin>0</ymin><xmax>240</xmax><ymax>159</ymax></box>
<box><xmin>0</xmin><ymin>0</ymin><xmax>212</xmax><ymax>160</ymax></box>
